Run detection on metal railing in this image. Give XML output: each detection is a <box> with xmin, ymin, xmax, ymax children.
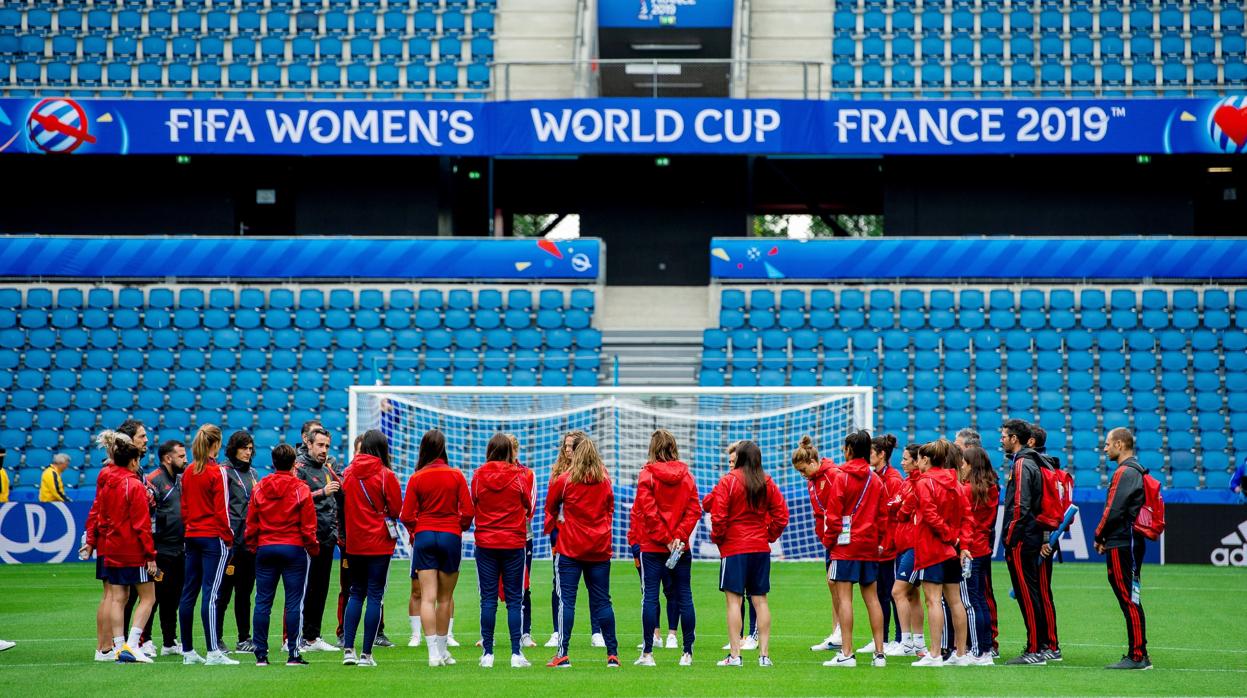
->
<box><xmin>495</xmin><ymin>58</ymin><xmax>827</xmax><ymax>100</ymax></box>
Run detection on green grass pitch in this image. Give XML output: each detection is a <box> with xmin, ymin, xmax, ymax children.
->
<box><xmin>1</xmin><ymin>560</ymin><xmax>1243</xmax><ymax>696</ymax></box>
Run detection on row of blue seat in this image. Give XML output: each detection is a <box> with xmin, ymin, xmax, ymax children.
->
<box><xmin>9</xmin><ymin>1</ymin><xmax>493</xmax><ymax>9</ymax></box>
<box><xmin>705</xmin><ymin>326</ymin><xmax>1247</xmax><ymax>352</ymax></box>
<box><xmin>720</xmin><ymin>306</ymin><xmax>1243</xmax><ymax>331</ymax></box>
<box><xmin>721</xmin><ymin>287</ymin><xmax>1244</xmax><ymax>311</ymax></box>
<box><xmin>3</xmin><ymin>32</ymin><xmax>492</xmax><ymax>61</ymax></box>
<box><xmin>833</xmin><ymin>4</ymin><xmax>1245</xmax><ymax>34</ymax></box>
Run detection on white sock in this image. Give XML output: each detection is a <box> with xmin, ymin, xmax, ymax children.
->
<box><xmin>914</xmin><ymin>633</ymin><xmax>925</xmax><ymax>648</ymax></box>
<box><xmin>113</xmin><ymin>636</ymin><xmax>125</xmax><ymax>651</ymax></box>
<box><xmin>410</xmin><ymin>616</ymin><xmax>422</xmax><ymax>638</ymax></box>
<box><xmin>902</xmin><ymin>632</ymin><xmax>912</xmax><ymax>645</ymax></box>
<box><xmin>447</xmin><ymin>618</ymin><xmax>455</xmax><ymax>637</ymax></box>
<box><xmin>127</xmin><ymin>627</ymin><xmax>142</xmax><ymax>648</ymax></box>
<box><xmin>427</xmin><ymin>635</ymin><xmax>441</xmax><ymax>661</ymax></box>
<box><xmin>438</xmin><ymin>634</ymin><xmax>449</xmax><ymax>658</ymax></box>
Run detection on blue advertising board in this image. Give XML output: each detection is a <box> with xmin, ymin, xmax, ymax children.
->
<box><xmin>4</xmin><ymin>97</ymin><xmax>1247</xmax><ymax>157</ymax></box>
<box><xmin>599</xmin><ymin>0</ymin><xmax>735</xmax><ymax>28</ymax></box>
<box><xmin>0</xmin><ymin>236</ymin><xmax>602</xmax><ymax>280</ymax></box>
<box><xmin>710</xmin><ymin>237</ymin><xmax>1247</xmax><ymax>280</ymax></box>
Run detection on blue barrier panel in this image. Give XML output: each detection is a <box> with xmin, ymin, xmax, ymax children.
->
<box><xmin>710</xmin><ymin>237</ymin><xmax>1247</xmax><ymax>280</ymax></box>
<box><xmin>0</xmin><ymin>501</ymin><xmax>89</xmax><ymax>564</ymax></box>
<box><xmin>4</xmin><ymin>97</ymin><xmax>1247</xmax><ymax>156</ymax></box>
<box><xmin>0</xmin><ymin>236</ymin><xmax>602</xmax><ymax>280</ymax></box>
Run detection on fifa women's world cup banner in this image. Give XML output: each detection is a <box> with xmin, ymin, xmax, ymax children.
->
<box><xmin>3</xmin><ymin>96</ymin><xmax>1247</xmax><ymax>157</ymax></box>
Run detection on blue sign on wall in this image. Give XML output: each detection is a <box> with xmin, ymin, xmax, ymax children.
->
<box><xmin>710</xmin><ymin>237</ymin><xmax>1247</xmax><ymax>280</ymax></box>
<box><xmin>599</xmin><ymin>0</ymin><xmax>735</xmax><ymax>28</ymax></box>
<box><xmin>3</xmin><ymin>97</ymin><xmax>1247</xmax><ymax>157</ymax></box>
<box><xmin>0</xmin><ymin>236</ymin><xmax>602</xmax><ymax>280</ymax></box>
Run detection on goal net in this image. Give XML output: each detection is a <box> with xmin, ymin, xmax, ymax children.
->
<box><xmin>349</xmin><ymin>387</ymin><xmax>873</xmax><ymax>562</ymax></box>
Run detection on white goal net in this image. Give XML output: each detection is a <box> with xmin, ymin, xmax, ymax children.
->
<box><xmin>349</xmin><ymin>387</ymin><xmax>873</xmax><ymax>562</ymax></box>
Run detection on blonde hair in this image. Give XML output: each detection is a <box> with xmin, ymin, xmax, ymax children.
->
<box><xmin>191</xmin><ymin>424</ymin><xmax>223</xmax><ymax>474</ymax></box>
<box><xmin>96</xmin><ymin>430</ymin><xmax>133</xmax><ymax>460</ymax></box>
<box><xmin>553</xmin><ymin>430</ymin><xmax>588</xmax><ymax>478</ymax></box>
<box><xmin>505</xmin><ymin>433</ymin><xmax>520</xmax><ymax>464</ymax></box>
<box><xmin>726</xmin><ymin>440</ymin><xmax>741</xmax><ymax>455</ymax></box>
<box><xmin>567</xmin><ymin>438</ymin><xmax>607</xmax><ymax>484</ymax></box>
<box><xmin>791</xmin><ymin>435</ymin><xmax>819</xmax><ymax>467</ymax></box>
<box><xmin>647</xmin><ymin>429</ymin><xmax>679</xmax><ymax>464</ymax></box>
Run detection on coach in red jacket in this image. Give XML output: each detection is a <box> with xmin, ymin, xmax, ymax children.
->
<box><xmin>245</xmin><ymin>443</ymin><xmax>318</xmax><ymax>666</ymax></box>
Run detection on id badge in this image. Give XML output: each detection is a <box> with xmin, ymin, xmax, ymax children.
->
<box><xmin>384</xmin><ymin>518</ymin><xmax>400</xmax><ymax>540</ymax></box>
<box><xmin>1130</xmin><ymin>578</ymin><xmax>1141</xmax><ymax>605</ymax></box>
<box><xmin>151</xmin><ymin>517</ymin><xmax>158</xmax><ymax>534</ymax></box>
<box><xmin>837</xmin><ymin>515</ymin><xmax>852</xmax><ymax>546</ymax></box>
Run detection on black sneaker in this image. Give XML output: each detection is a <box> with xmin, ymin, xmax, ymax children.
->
<box><xmin>1106</xmin><ymin>655</ymin><xmax>1152</xmax><ymax>670</ymax></box>
<box><xmin>287</xmin><ymin>655</ymin><xmax>310</xmax><ymax>666</ymax></box>
<box><xmin>1005</xmin><ymin>652</ymin><xmax>1047</xmax><ymax>666</ymax></box>
<box><xmin>373</xmin><ymin>633</ymin><xmax>395</xmax><ymax>648</ymax></box>
<box><xmin>1041</xmin><ymin>648</ymin><xmax>1063</xmax><ymax>662</ymax></box>
<box><xmin>255</xmin><ymin>653</ymin><xmax>270</xmax><ymax>667</ymax></box>
<box><xmin>236</xmin><ymin>639</ymin><xmax>256</xmax><ymax>653</ymax></box>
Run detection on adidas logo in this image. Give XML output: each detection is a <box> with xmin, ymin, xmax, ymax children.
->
<box><xmin>1210</xmin><ymin>520</ymin><xmax>1247</xmax><ymax>567</ymax></box>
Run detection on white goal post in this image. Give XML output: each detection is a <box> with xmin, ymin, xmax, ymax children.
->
<box><xmin>348</xmin><ymin>386</ymin><xmax>874</xmax><ymax>561</ymax></box>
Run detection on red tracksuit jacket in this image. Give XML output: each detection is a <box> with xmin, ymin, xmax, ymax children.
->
<box><xmin>543</xmin><ymin>472</ymin><xmax>614</xmax><ymax>562</ymax></box>
<box><xmin>708</xmin><ymin>468</ymin><xmax>789</xmax><ymax>557</ymax></box>
<box><xmin>823</xmin><ymin>458</ymin><xmax>889</xmax><ymax>561</ymax></box>
<box><xmin>181</xmin><ymin>459</ymin><xmax>233</xmax><ymax>545</ymax></box>
<box><xmin>805</xmin><ymin>460</ymin><xmax>838</xmax><ymax>546</ymax></box>
<box><xmin>341</xmin><ymin>454</ymin><xmax>403</xmax><ymax>556</ymax></box>
<box><xmin>85</xmin><ymin>462</ymin><xmax>125</xmax><ymax>553</ymax></box>
<box><xmin>471</xmin><ymin>460</ymin><xmax>534</xmax><ymax>550</ymax></box>
<box><xmin>876</xmin><ymin>465</ymin><xmax>904</xmax><ymax>560</ymax></box>
<box><xmin>400</xmin><ymin>459</ymin><xmax>474</xmax><ymax>539</ymax></box>
<box><xmin>960</xmin><ymin>481</ymin><xmax>999</xmax><ymax>559</ymax></box>
<box><xmin>244</xmin><ymin>470</ymin><xmax>319</xmax><ymax>556</ymax></box>
<box><xmin>629</xmin><ymin>460</ymin><xmax>701</xmax><ymax>554</ymax></box>
<box><xmin>889</xmin><ymin>472</ymin><xmax>920</xmax><ymax>552</ymax></box>
<box><xmin>913</xmin><ymin>467</ymin><xmax>964</xmax><ymax>570</ymax></box>
<box><xmin>99</xmin><ymin>468</ymin><xmax>156</xmax><ymax>567</ymax></box>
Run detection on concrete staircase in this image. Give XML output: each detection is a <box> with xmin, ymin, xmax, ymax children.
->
<box><xmin>746</xmin><ymin>0</ymin><xmax>832</xmax><ymax>98</ymax></box>
<box><xmin>601</xmin><ymin>329</ymin><xmax>704</xmax><ymax>386</ymax></box>
<box><xmin>494</xmin><ymin>0</ymin><xmax>584</xmax><ymax>99</ymax></box>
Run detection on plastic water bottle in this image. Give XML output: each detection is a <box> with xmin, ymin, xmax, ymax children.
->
<box><xmin>960</xmin><ymin>557</ymin><xmax>972</xmax><ymax>580</ymax></box>
<box><xmin>665</xmin><ymin>541</ymin><xmax>685</xmax><ymax>569</ymax></box>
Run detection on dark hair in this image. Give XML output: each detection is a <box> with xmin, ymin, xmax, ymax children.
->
<box><xmin>359</xmin><ymin>429</ymin><xmax>391</xmax><ymax>469</ymax></box>
<box><xmin>918</xmin><ymin>439</ymin><xmax>955</xmax><ymax>469</ymax></box>
<box><xmin>1108</xmin><ymin>427</ymin><xmax>1135</xmax><ymax>451</ymax></box>
<box><xmin>948</xmin><ymin>441</ymin><xmax>965</xmax><ymax>472</ymax></box>
<box><xmin>225</xmin><ymin>430</ymin><xmax>254</xmax><ymax>462</ymax></box>
<box><xmin>308</xmin><ymin>427</ymin><xmax>331</xmax><ymax>444</ymax></box>
<box><xmin>962</xmin><ymin>445</ymin><xmax>999</xmax><ymax>507</ymax></box>
<box><xmin>904</xmin><ymin>443</ymin><xmax>921</xmax><ymax>461</ymax></box>
<box><xmin>113</xmin><ymin>439</ymin><xmax>142</xmax><ymax>472</ymax></box>
<box><xmin>1002</xmin><ymin>418</ymin><xmax>1032</xmax><ymax>445</ymax></box>
<box><xmin>871</xmin><ymin>433</ymin><xmax>898</xmax><ymax>462</ymax></box>
<box><xmin>272</xmin><ymin>444</ymin><xmax>297</xmax><ymax>471</ymax></box>
<box><xmin>1029</xmin><ymin>424</ymin><xmax>1047</xmax><ymax>451</ymax></box>
<box><xmin>416</xmin><ymin>429</ymin><xmax>447</xmax><ymax>470</ymax></box>
<box><xmin>485</xmin><ymin>433</ymin><xmax>514</xmax><ymax>463</ymax></box>
<box><xmin>844</xmin><ymin>429</ymin><xmax>872</xmax><ymax>460</ymax></box>
<box><xmin>157</xmin><ymin>440</ymin><xmax>185</xmax><ymax>461</ymax></box>
<box><xmin>648</xmin><ymin>429</ymin><xmax>679</xmax><ymax>464</ymax></box>
<box><xmin>733</xmin><ymin>440</ymin><xmax>768</xmax><ymax>509</ymax></box>
<box><xmin>301</xmin><ymin>420</ymin><xmax>322</xmax><ymax>438</ymax></box>
<box><xmin>117</xmin><ymin>419</ymin><xmax>144</xmax><ymax>439</ymax></box>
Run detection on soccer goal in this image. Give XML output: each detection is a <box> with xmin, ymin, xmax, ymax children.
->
<box><xmin>349</xmin><ymin>386</ymin><xmax>873</xmax><ymax>562</ymax></box>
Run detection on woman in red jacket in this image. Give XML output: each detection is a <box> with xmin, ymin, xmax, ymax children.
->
<box><xmin>341</xmin><ymin>429</ymin><xmax>403</xmax><ymax>667</ymax></box>
<box><xmin>543</xmin><ymin>430</ymin><xmax>591</xmax><ymax>650</ymax></box>
<box><xmin>630</xmin><ymin>429</ymin><xmax>700</xmax><ymax>667</ymax></box>
<box><xmin>790</xmin><ymin>436</ymin><xmax>841</xmax><ymax>654</ymax></box>
<box><xmin>888</xmin><ymin>443</ymin><xmax>925</xmax><ymax>656</ymax></box>
<box><xmin>177</xmin><ymin>424</ymin><xmax>236</xmax><ymax>666</ymax></box>
<box><xmin>245</xmin><ymin>443</ymin><xmax>319</xmax><ymax>667</ymax></box>
<box><xmin>958</xmin><ymin>445</ymin><xmax>1000</xmax><ymax>665</ymax></box>
<box><xmin>98</xmin><ymin>431</ymin><xmax>157</xmax><ymax>664</ymax></box>
<box><xmin>471</xmin><ymin>433</ymin><xmax>535</xmax><ymax>668</ymax></box>
<box><xmin>399</xmin><ymin>428</ymin><xmax>472</xmax><ymax>667</ymax></box>
<box><xmin>866</xmin><ymin>433</ymin><xmax>905</xmax><ymax>656</ymax></box>
<box><xmin>912</xmin><ymin>439</ymin><xmax>969</xmax><ymax>667</ymax></box>
<box><xmin>709</xmin><ymin>440</ymin><xmax>788</xmax><ymax>667</ymax></box>
<box><xmin>543</xmin><ymin>437</ymin><xmax>617</xmax><ymax>668</ymax></box>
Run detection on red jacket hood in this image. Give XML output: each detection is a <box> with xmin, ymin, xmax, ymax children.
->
<box><xmin>645</xmin><ymin>460</ymin><xmax>690</xmax><ymax>484</ymax></box>
<box><xmin>475</xmin><ymin>461</ymin><xmax>525</xmax><ymax>491</ymax></box>
<box><xmin>839</xmin><ymin>458</ymin><xmax>871</xmax><ymax>482</ymax></box>
<box><xmin>348</xmin><ymin>454</ymin><xmax>385</xmax><ymax>479</ymax></box>
<box><xmin>810</xmin><ymin>461</ymin><xmax>837</xmax><ymax>482</ymax></box>
<box><xmin>264</xmin><ymin>470</ymin><xmax>305</xmax><ymax>497</ymax></box>
<box><xmin>819</xmin><ymin>457</ymin><xmax>839</xmax><ymax>470</ymax></box>
<box><xmin>925</xmin><ymin>467</ymin><xmax>960</xmax><ymax>492</ymax></box>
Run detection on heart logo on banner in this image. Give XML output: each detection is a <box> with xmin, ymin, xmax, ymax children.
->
<box><xmin>1213</xmin><ymin>105</ymin><xmax>1247</xmax><ymax>146</ymax></box>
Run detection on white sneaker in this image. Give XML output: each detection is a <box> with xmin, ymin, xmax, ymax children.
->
<box><xmin>665</xmin><ymin>633</ymin><xmax>678</xmax><ymax>649</ymax></box>
<box><xmin>811</xmin><ymin>631</ymin><xmax>840</xmax><ymax>651</ymax></box>
<box><xmin>974</xmin><ymin>653</ymin><xmax>996</xmax><ymax>666</ymax></box>
<box><xmin>0</xmin><ymin>640</ymin><xmax>14</xmax><ymax>652</ymax></box>
<box><xmin>947</xmin><ymin>653</ymin><xmax>973</xmax><ymax>666</ymax></box>
<box><xmin>445</xmin><ymin>635</ymin><xmax>460</xmax><ymax>648</ymax></box>
<box><xmin>139</xmin><ymin>641</ymin><xmax>157</xmax><ymax>658</ymax></box>
<box><xmin>758</xmin><ymin>655</ymin><xmax>773</xmax><ymax>667</ymax></box>
<box><xmin>511</xmin><ymin>653</ymin><xmax>531</xmax><ymax>668</ymax></box>
<box><xmin>94</xmin><ymin>649</ymin><xmax>117</xmax><ymax>662</ymax></box>
<box><xmin>872</xmin><ymin>653</ymin><xmax>887</xmax><ymax>668</ymax></box>
<box><xmin>544</xmin><ymin>632</ymin><xmax>561</xmax><ymax>648</ymax></box>
<box><xmin>634</xmin><ymin>654</ymin><xmax>656</xmax><ymax>667</ymax></box>
<box><xmin>830</xmin><ymin>627</ymin><xmax>842</xmax><ymax>646</ymax></box>
<box><xmin>181</xmin><ymin>650</ymin><xmax>205</xmax><ymax>665</ymax></box>
<box><xmin>160</xmin><ymin>645</ymin><xmax>183</xmax><ymax>657</ymax></box>
<box><xmin>740</xmin><ymin>635</ymin><xmax>759</xmax><ymax>651</ymax></box>
<box><xmin>343</xmin><ymin>650</ymin><xmax>357</xmax><ymax>666</ymax></box>
<box><xmin>205</xmin><ymin>650</ymin><xmax>239</xmax><ymax>666</ymax></box>
<box><xmin>407</xmin><ymin>635</ymin><xmax>421</xmax><ymax>648</ymax></box>
<box><xmin>590</xmin><ymin>632</ymin><xmax>606</xmax><ymax>648</ymax></box>
<box><xmin>358</xmin><ymin>654</ymin><xmax>377</xmax><ymax>667</ymax></box>
<box><xmin>679</xmin><ymin>652</ymin><xmax>693</xmax><ymax>666</ymax></box>
<box><xmin>521</xmin><ymin>633</ymin><xmax>537</xmax><ymax>648</ymax></box>
<box><xmin>912</xmin><ymin>654</ymin><xmax>944</xmax><ymax>667</ymax></box>
<box><xmin>480</xmin><ymin>653</ymin><xmax>494</xmax><ymax>668</ymax></box>
<box><xmin>716</xmin><ymin>655</ymin><xmax>742</xmax><ymax>667</ymax></box>
<box><xmin>823</xmin><ymin>652</ymin><xmax>856</xmax><ymax>668</ymax></box>
<box><xmin>307</xmin><ymin>637</ymin><xmax>337</xmax><ymax>652</ymax></box>
<box><xmin>856</xmin><ymin>640</ymin><xmax>880</xmax><ymax>655</ymax></box>
<box><xmin>128</xmin><ymin>644</ymin><xmax>154</xmax><ymax>664</ymax></box>
<box><xmin>883</xmin><ymin>641</ymin><xmax>908</xmax><ymax>656</ymax></box>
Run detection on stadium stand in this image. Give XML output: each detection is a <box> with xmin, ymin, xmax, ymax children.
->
<box><xmin>700</xmin><ymin>285</ymin><xmax>1247</xmax><ymax>489</ymax></box>
<box><xmin>0</xmin><ymin>0</ymin><xmax>496</xmax><ymax>99</ymax></box>
<box><xmin>0</xmin><ymin>283</ymin><xmax>600</xmax><ymax>491</ymax></box>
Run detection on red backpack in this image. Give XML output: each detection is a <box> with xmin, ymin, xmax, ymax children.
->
<box><xmin>1035</xmin><ymin>461</ymin><xmax>1074</xmax><ymax>530</ymax></box>
<box><xmin>1132</xmin><ymin>471</ymin><xmax>1166</xmax><ymax>540</ymax></box>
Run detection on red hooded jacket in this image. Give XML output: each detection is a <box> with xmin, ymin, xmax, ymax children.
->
<box><xmin>341</xmin><ymin>454</ymin><xmax>403</xmax><ymax>556</ymax></box>
<box><xmin>543</xmin><ymin>472</ymin><xmax>614</xmax><ymax>562</ymax></box>
<box><xmin>630</xmin><ymin>460</ymin><xmax>701</xmax><ymax>554</ymax></box>
<box><xmin>913</xmin><ymin>467</ymin><xmax>964</xmax><ymax>570</ymax></box>
<box><xmin>876</xmin><ymin>465</ymin><xmax>905</xmax><ymax>560</ymax></box>
<box><xmin>399</xmin><ymin>459</ymin><xmax>473</xmax><ymax>539</ymax></box>
<box><xmin>471</xmin><ymin>461</ymin><xmax>535</xmax><ymax>550</ymax></box>
<box><xmin>823</xmin><ymin>458</ymin><xmax>889</xmax><ymax>562</ymax></box>
<box><xmin>709</xmin><ymin>468</ymin><xmax>789</xmax><ymax>557</ymax></box>
<box><xmin>181</xmin><ymin>459</ymin><xmax>233</xmax><ymax>545</ymax></box>
<box><xmin>85</xmin><ymin>462</ymin><xmax>125</xmax><ymax>552</ymax></box>
<box><xmin>959</xmin><ymin>481</ymin><xmax>999</xmax><ymax>559</ymax></box>
<box><xmin>99</xmin><ymin>468</ymin><xmax>156</xmax><ymax>567</ymax></box>
<box><xmin>805</xmin><ymin>460</ymin><xmax>838</xmax><ymax>545</ymax></box>
<box><xmin>245</xmin><ymin>470</ymin><xmax>319</xmax><ymax>556</ymax></box>
<box><xmin>887</xmin><ymin>472</ymin><xmax>919</xmax><ymax>553</ymax></box>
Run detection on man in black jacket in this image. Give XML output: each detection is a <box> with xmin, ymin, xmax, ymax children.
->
<box><xmin>1028</xmin><ymin>424</ymin><xmax>1062</xmax><ymax>661</ymax></box>
<box><xmin>295</xmin><ymin>424</ymin><xmax>341</xmax><ymax>652</ymax></box>
<box><xmin>999</xmin><ymin>419</ymin><xmax>1050</xmax><ymax>666</ymax></box>
<box><xmin>1094</xmin><ymin>428</ymin><xmax>1152</xmax><ymax>670</ymax></box>
<box><xmin>146</xmin><ymin>439</ymin><xmax>186</xmax><ymax>656</ymax></box>
<box><xmin>216</xmin><ymin>431</ymin><xmax>260</xmax><ymax>653</ymax></box>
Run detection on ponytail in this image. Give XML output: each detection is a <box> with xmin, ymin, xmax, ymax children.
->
<box><xmin>191</xmin><ymin>424</ymin><xmax>222</xmax><ymax>474</ymax></box>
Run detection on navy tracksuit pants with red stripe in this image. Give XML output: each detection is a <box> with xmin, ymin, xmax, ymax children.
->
<box><xmin>1106</xmin><ymin>533</ymin><xmax>1148</xmax><ymax>662</ymax></box>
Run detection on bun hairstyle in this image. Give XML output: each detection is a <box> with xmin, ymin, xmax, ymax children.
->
<box><xmin>791</xmin><ymin>435</ymin><xmax>819</xmax><ymax>467</ymax></box>
<box><xmin>871</xmin><ymin>433</ymin><xmax>898</xmax><ymax>462</ymax></box>
<box><xmin>97</xmin><ymin>430</ymin><xmax>135</xmax><ymax>464</ymax></box>
<box><xmin>918</xmin><ymin>438</ymin><xmax>956</xmax><ymax>469</ymax></box>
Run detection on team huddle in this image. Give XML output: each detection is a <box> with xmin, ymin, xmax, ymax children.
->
<box><xmin>80</xmin><ymin>416</ymin><xmax>1158</xmax><ymax>670</ymax></box>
